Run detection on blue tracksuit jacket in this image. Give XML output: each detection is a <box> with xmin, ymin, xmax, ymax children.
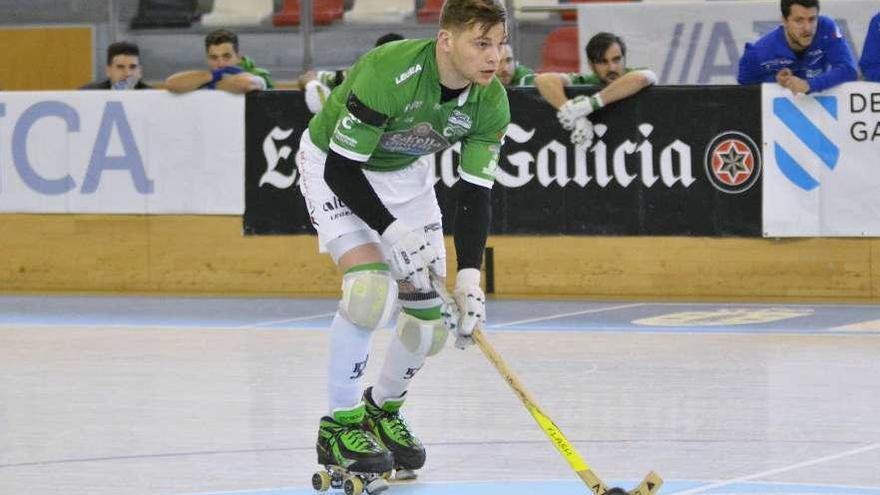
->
<box><xmin>860</xmin><ymin>12</ymin><xmax>880</xmax><ymax>82</ymax></box>
<box><xmin>737</xmin><ymin>15</ymin><xmax>857</xmax><ymax>92</ymax></box>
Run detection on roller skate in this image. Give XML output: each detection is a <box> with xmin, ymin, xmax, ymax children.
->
<box><xmin>312</xmin><ymin>403</ymin><xmax>393</xmax><ymax>495</ymax></box>
<box><xmin>363</xmin><ymin>387</ymin><xmax>425</xmax><ymax>481</ymax></box>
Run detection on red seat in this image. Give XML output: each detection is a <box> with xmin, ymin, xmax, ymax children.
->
<box><xmin>560</xmin><ymin>0</ymin><xmax>632</xmax><ymax>21</ymax></box>
<box><xmin>273</xmin><ymin>0</ymin><xmax>344</xmax><ymax>26</ymax></box>
<box><xmin>417</xmin><ymin>0</ymin><xmax>443</xmax><ymax>23</ymax></box>
<box><xmin>538</xmin><ymin>27</ymin><xmax>580</xmax><ymax>73</ymax></box>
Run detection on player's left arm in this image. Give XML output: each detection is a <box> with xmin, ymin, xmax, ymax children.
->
<box><xmin>595</xmin><ymin>69</ymin><xmax>656</xmax><ymax>107</ymax></box>
<box><xmin>805</xmin><ymin>21</ymin><xmax>858</xmax><ymax>93</ymax></box>
<box><xmin>860</xmin><ymin>14</ymin><xmax>880</xmax><ymax>82</ymax></box>
<box><xmin>442</xmin><ymin>90</ymin><xmax>510</xmax><ymax>342</ymax></box>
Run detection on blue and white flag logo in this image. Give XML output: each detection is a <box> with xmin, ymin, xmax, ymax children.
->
<box><xmin>772</xmin><ymin>96</ymin><xmax>839</xmax><ymax>191</ymax></box>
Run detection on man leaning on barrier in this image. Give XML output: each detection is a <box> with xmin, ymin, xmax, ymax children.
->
<box><xmin>737</xmin><ymin>0</ymin><xmax>857</xmax><ymax>94</ymax></box>
<box><xmin>534</xmin><ymin>32</ymin><xmax>656</xmax><ymax>147</ymax></box>
<box><xmin>80</xmin><ymin>41</ymin><xmax>151</xmax><ymax>90</ymax></box>
<box><xmin>860</xmin><ymin>11</ymin><xmax>880</xmax><ymax>82</ymax></box>
<box><xmin>164</xmin><ymin>29</ymin><xmax>273</xmax><ymax>94</ymax></box>
<box><xmin>496</xmin><ymin>43</ymin><xmax>535</xmax><ymax>87</ymax></box>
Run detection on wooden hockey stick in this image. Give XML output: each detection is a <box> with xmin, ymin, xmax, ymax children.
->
<box><xmin>433</xmin><ymin>279</ymin><xmax>663</xmax><ymax>495</ymax></box>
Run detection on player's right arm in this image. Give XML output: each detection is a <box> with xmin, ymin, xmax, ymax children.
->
<box><xmin>737</xmin><ymin>42</ymin><xmax>764</xmax><ymax>85</ymax></box>
<box><xmin>320</xmin><ymin>65</ymin><xmax>440</xmax><ymax>289</ymax></box>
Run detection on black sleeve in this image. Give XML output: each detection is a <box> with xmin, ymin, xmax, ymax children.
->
<box><xmin>323</xmin><ymin>149</ymin><xmax>395</xmax><ymax>235</ymax></box>
<box><xmin>452</xmin><ymin>180</ymin><xmax>492</xmax><ymax>271</ymax></box>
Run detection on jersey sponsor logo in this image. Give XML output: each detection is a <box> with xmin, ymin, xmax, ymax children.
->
<box><xmin>333</xmin><ymin>114</ymin><xmax>361</xmax><ymax>148</ymax></box>
<box><xmin>379</xmin><ymin>122</ymin><xmax>451</xmax><ymax>156</ymax></box>
<box><xmin>340</xmin><ymin>112</ymin><xmax>363</xmax><ymax>130</ymax></box>
<box><xmin>394</xmin><ymin>64</ymin><xmax>423</xmax><ymax>85</ymax></box>
<box><xmin>772</xmin><ymin>95</ymin><xmax>839</xmax><ymax>191</ymax></box>
<box><xmin>703</xmin><ymin>131</ymin><xmax>761</xmax><ymax>194</ymax></box>
<box><xmin>404</xmin><ymin>101</ymin><xmax>424</xmax><ymax>113</ymax></box>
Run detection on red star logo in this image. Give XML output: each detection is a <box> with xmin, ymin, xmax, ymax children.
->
<box><xmin>711</xmin><ymin>139</ymin><xmax>754</xmax><ymax>186</ymax></box>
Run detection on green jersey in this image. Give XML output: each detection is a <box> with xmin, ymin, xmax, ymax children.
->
<box><xmin>308</xmin><ymin>39</ymin><xmax>510</xmax><ymax>187</ymax></box>
<box><xmin>564</xmin><ymin>67</ymin><xmax>640</xmax><ymax>87</ymax></box>
<box><xmin>239</xmin><ymin>55</ymin><xmax>274</xmax><ymax>89</ymax></box>
<box><xmin>509</xmin><ymin>64</ymin><xmax>536</xmax><ymax>86</ymax></box>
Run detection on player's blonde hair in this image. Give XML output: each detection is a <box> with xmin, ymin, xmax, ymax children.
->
<box><xmin>440</xmin><ymin>0</ymin><xmax>506</xmax><ymax>34</ymax></box>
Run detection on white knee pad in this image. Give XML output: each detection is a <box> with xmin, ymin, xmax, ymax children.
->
<box><xmin>396</xmin><ymin>312</ymin><xmax>448</xmax><ymax>357</ymax></box>
<box><xmin>340</xmin><ymin>269</ymin><xmax>398</xmax><ymax>330</ymax></box>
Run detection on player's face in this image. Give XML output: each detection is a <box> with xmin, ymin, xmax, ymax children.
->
<box><xmin>448</xmin><ymin>22</ymin><xmax>507</xmax><ymax>87</ymax></box>
<box><xmin>589</xmin><ymin>43</ymin><xmax>625</xmax><ymax>84</ymax></box>
<box><xmin>106</xmin><ymin>54</ymin><xmax>142</xmax><ymax>85</ymax></box>
<box><xmin>496</xmin><ymin>44</ymin><xmax>516</xmax><ymax>85</ymax></box>
<box><xmin>206</xmin><ymin>42</ymin><xmax>241</xmax><ymax>70</ymax></box>
<box><xmin>783</xmin><ymin>4</ymin><xmax>819</xmax><ymax>51</ymax></box>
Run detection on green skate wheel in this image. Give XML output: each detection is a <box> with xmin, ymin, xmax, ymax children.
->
<box><xmin>311</xmin><ymin>471</ymin><xmax>331</xmax><ymax>492</ymax></box>
<box><xmin>343</xmin><ymin>476</ymin><xmax>364</xmax><ymax>495</ymax></box>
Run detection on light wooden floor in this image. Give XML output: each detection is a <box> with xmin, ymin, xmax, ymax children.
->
<box><xmin>1</xmin><ymin>296</ymin><xmax>879</xmax><ymax>495</ymax></box>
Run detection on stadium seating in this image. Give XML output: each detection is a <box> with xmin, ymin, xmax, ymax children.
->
<box><xmin>200</xmin><ymin>0</ymin><xmax>273</xmax><ymax>26</ymax></box>
<box><xmin>416</xmin><ymin>0</ymin><xmax>443</xmax><ymax>23</ymax></box>
<box><xmin>130</xmin><ymin>0</ymin><xmax>198</xmax><ymax>29</ymax></box>
<box><xmin>273</xmin><ymin>0</ymin><xmax>345</xmax><ymax>26</ymax></box>
<box><xmin>345</xmin><ymin>0</ymin><xmax>412</xmax><ymax>23</ymax></box>
<box><xmin>538</xmin><ymin>26</ymin><xmax>579</xmax><ymax>73</ymax></box>
<box><xmin>559</xmin><ymin>0</ymin><xmax>633</xmax><ymax>21</ymax></box>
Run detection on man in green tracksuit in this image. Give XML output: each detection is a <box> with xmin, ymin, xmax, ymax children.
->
<box><xmin>535</xmin><ymin>32</ymin><xmax>656</xmax><ymax>146</ymax></box>
<box><xmin>164</xmin><ymin>29</ymin><xmax>273</xmax><ymax>94</ymax></box>
<box><xmin>298</xmin><ymin>0</ymin><xmax>509</xmax><ymax>483</ymax></box>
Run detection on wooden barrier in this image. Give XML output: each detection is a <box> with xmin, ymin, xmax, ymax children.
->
<box><xmin>0</xmin><ymin>26</ymin><xmax>93</xmax><ymax>90</ymax></box>
<box><xmin>1</xmin><ymin>214</ymin><xmax>878</xmax><ymax>302</ymax></box>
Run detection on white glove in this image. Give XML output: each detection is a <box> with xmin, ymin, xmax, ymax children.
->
<box><xmin>570</xmin><ymin>117</ymin><xmax>594</xmax><ymax>147</ymax></box>
<box><xmin>557</xmin><ymin>95</ymin><xmax>595</xmax><ymax>130</ymax></box>
<box><xmin>304</xmin><ymin>79</ymin><xmax>331</xmax><ymax>114</ymax></box>
<box><xmin>381</xmin><ymin>220</ymin><xmax>442</xmax><ymax>292</ymax></box>
<box><xmin>441</xmin><ymin>268</ymin><xmax>486</xmax><ymax>349</ymax></box>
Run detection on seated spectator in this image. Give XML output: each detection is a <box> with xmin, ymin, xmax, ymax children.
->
<box><xmin>534</xmin><ymin>32</ymin><xmax>656</xmax><ymax>146</ymax></box>
<box><xmin>165</xmin><ymin>29</ymin><xmax>273</xmax><ymax>94</ymax></box>
<box><xmin>299</xmin><ymin>33</ymin><xmax>405</xmax><ymax>113</ymax></box>
<box><xmin>496</xmin><ymin>43</ymin><xmax>535</xmax><ymax>86</ymax></box>
<box><xmin>860</xmin><ymin>12</ymin><xmax>880</xmax><ymax>82</ymax></box>
<box><xmin>81</xmin><ymin>41</ymin><xmax>151</xmax><ymax>90</ymax></box>
<box><xmin>737</xmin><ymin>0</ymin><xmax>857</xmax><ymax>94</ymax></box>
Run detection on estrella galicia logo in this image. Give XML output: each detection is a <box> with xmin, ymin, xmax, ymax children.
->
<box><xmin>772</xmin><ymin>96</ymin><xmax>839</xmax><ymax>191</ymax></box>
<box><xmin>703</xmin><ymin>131</ymin><xmax>761</xmax><ymax>194</ymax></box>
<box><xmin>260</xmin><ymin>126</ymin><xmax>298</xmax><ymax>189</ymax></box>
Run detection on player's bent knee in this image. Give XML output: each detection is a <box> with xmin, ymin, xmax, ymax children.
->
<box><xmin>340</xmin><ymin>266</ymin><xmax>398</xmax><ymax>330</ymax></box>
<box><xmin>396</xmin><ymin>312</ymin><xmax>448</xmax><ymax>357</ymax></box>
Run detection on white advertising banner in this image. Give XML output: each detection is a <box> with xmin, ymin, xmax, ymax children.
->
<box><xmin>762</xmin><ymin>82</ymin><xmax>880</xmax><ymax>237</ymax></box>
<box><xmin>576</xmin><ymin>0</ymin><xmax>871</xmax><ymax>85</ymax></box>
<box><xmin>0</xmin><ymin>90</ymin><xmax>244</xmax><ymax>214</ymax></box>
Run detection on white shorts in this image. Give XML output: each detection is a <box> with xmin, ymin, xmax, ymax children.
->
<box><xmin>296</xmin><ymin>129</ymin><xmax>446</xmax><ymax>276</ymax></box>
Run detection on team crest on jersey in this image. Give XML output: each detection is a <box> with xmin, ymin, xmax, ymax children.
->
<box><xmin>379</xmin><ymin>122</ymin><xmax>450</xmax><ymax>155</ymax></box>
<box><xmin>443</xmin><ymin>109</ymin><xmax>473</xmax><ymax>138</ymax></box>
<box><xmin>703</xmin><ymin>131</ymin><xmax>761</xmax><ymax>194</ymax></box>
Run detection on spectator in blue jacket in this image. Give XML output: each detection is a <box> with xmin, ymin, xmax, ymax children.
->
<box><xmin>737</xmin><ymin>0</ymin><xmax>857</xmax><ymax>94</ymax></box>
<box><xmin>860</xmin><ymin>12</ymin><xmax>880</xmax><ymax>82</ymax></box>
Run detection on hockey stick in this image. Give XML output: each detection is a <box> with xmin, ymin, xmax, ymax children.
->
<box><xmin>432</xmin><ymin>279</ymin><xmax>663</xmax><ymax>495</ymax></box>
